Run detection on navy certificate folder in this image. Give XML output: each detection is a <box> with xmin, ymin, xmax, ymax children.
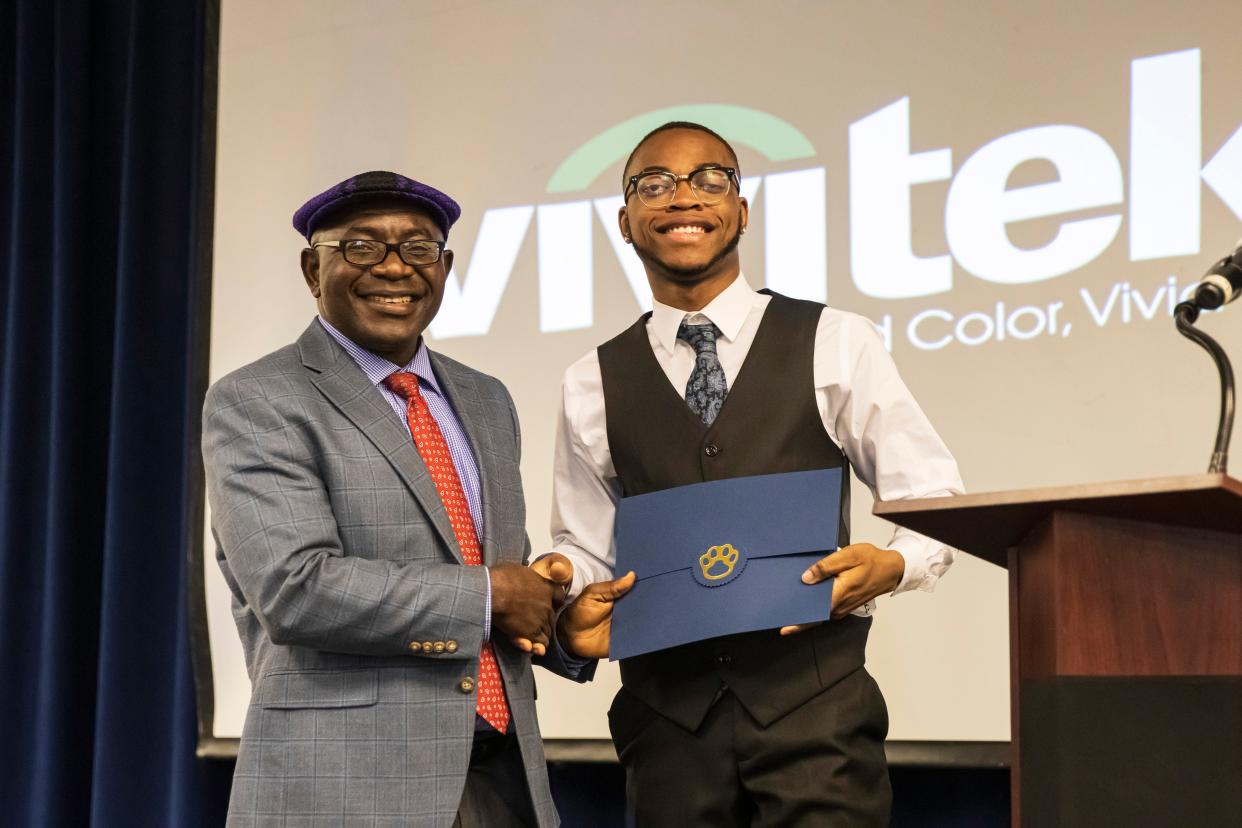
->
<box><xmin>609</xmin><ymin>468</ymin><xmax>841</xmax><ymax>661</ymax></box>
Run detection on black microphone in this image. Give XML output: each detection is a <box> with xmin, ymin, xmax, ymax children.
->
<box><xmin>1193</xmin><ymin>238</ymin><xmax>1242</xmax><ymax>310</ymax></box>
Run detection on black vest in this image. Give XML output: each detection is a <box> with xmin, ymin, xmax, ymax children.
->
<box><xmin>598</xmin><ymin>291</ymin><xmax>871</xmax><ymax>731</ymax></box>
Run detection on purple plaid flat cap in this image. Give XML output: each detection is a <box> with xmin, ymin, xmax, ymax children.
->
<box><xmin>292</xmin><ymin>170</ymin><xmax>462</xmax><ymax>241</ymax></box>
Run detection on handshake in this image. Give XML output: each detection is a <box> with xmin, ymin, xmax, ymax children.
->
<box><xmin>488</xmin><ymin>555</ymin><xmax>635</xmax><ymax>659</ymax></box>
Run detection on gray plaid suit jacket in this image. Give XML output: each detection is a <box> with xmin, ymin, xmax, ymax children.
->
<box><xmin>203</xmin><ymin>320</ymin><xmax>559</xmax><ymax>827</ymax></box>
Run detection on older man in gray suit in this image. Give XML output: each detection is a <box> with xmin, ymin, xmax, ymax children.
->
<box><xmin>204</xmin><ymin>171</ymin><xmax>578</xmax><ymax>827</ymax></box>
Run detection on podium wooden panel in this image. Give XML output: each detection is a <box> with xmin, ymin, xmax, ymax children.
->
<box><xmin>875</xmin><ymin>475</ymin><xmax>1242</xmax><ymax>826</ymax></box>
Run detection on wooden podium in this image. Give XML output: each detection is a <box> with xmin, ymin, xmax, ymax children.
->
<box><xmin>875</xmin><ymin>475</ymin><xmax>1242</xmax><ymax>826</ymax></box>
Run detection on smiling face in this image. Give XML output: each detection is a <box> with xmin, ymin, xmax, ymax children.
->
<box><xmin>619</xmin><ymin>128</ymin><xmax>748</xmax><ymax>298</ymax></box>
<box><xmin>300</xmin><ymin>200</ymin><xmax>454</xmax><ymax>366</ymax></box>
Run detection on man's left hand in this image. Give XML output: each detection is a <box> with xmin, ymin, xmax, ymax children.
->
<box><xmin>780</xmin><ymin>543</ymin><xmax>905</xmax><ymax>635</ymax></box>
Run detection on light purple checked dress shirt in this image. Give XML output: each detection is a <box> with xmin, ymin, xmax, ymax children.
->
<box><xmin>317</xmin><ymin>317</ymin><xmax>492</xmax><ymax>639</ymax></box>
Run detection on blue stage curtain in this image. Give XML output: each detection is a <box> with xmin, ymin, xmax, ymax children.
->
<box><xmin>0</xmin><ymin>1</ymin><xmax>232</xmax><ymax>825</ymax></box>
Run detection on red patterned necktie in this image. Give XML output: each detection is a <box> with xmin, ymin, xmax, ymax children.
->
<box><xmin>383</xmin><ymin>371</ymin><xmax>510</xmax><ymax>734</ymax></box>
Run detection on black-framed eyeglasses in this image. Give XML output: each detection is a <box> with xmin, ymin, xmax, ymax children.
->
<box><xmin>624</xmin><ymin>165</ymin><xmax>738</xmax><ymax>208</ymax></box>
<box><xmin>311</xmin><ymin>238</ymin><xmax>446</xmax><ymax>267</ymax></box>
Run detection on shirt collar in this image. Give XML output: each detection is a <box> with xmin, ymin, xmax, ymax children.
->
<box><xmin>649</xmin><ymin>273</ymin><xmax>758</xmax><ymax>356</ymax></box>
<box><xmin>317</xmin><ymin>315</ymin><xmax>444</xmax><ymax>396</ymax></box>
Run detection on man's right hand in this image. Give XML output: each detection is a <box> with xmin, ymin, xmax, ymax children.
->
<box><xmin>530</xmin><ymin>553</ymin><xmax>574</xmax><ymax>600</ymax></box>
<box><xmin>490</xmin><ymin>562</ymin><xmax>566</xmax><ymax>656</ymax></box>
<box><xmin>557</xmin><ymin>571</ymin><xmax>636</xmax><ymax>659</ymax></box>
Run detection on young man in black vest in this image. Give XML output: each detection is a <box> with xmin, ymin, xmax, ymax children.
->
<box><xmin>538</xmin><ymin>122</ymin><xmax>964</xmax><ymax>826</ymax></box>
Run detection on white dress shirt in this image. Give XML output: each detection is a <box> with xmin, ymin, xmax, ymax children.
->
<box><xmin>550</xmin><ymin>274</ymin><xmax>964</xmax><ymax>615</ymax></box>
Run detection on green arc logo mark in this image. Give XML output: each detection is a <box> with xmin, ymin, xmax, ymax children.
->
<box><xmin>546</xmin><ymin>104</ymin><xmax>817</xmax><ymax>194</ymax></box>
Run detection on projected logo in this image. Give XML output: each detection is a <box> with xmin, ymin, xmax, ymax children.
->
<box><xmin>430</xmin><ymin>48</ymin><xmax>1242</xmax><ymax>351</ymax></box>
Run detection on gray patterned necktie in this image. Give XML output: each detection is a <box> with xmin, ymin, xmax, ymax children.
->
<box><xmin>677</xmin><ymin>320</ymin><xmax>728</xmax><ymax>426</ymax></box>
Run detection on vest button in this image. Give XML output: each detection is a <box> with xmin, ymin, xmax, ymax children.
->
<box><xmin>716</xmin><ymin>653</ymin><xmax>732</xmax><ymax>665</ymax></box>
<box><xmin>704</xmin><ymin>444</ymin><xmax>720</xmax><ymax>457</ymax></box>
<box><xmin>458</xmin><ymin>677</ymin><xmax>475</xmax><ymax>694</ymax></box>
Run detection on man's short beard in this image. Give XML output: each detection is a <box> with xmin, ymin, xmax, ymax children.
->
<box><xmin>631</xmin><ymin>225</ymin><xmax>743</xmax><ymax>281</ymax></box>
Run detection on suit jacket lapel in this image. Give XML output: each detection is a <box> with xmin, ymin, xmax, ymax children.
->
<box><xmin>297</xmin><ymin>321</ymin><xmax>464</xmax><ymax>564</ymax></box>
<box><xmin>429</xmin><ymin>351</ymin><xmax>502</xmax><ymax>567</ymax></box>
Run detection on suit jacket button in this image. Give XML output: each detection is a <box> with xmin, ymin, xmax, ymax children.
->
<box><xmin>716</xmin><ymin>653</ymin><xmax>732</xmax><ymax>664</ymax></box>
<box><xmin>459</xmin><ymin>677</ymin><xmax>475</xmax><ymax>694</ymax></box>
<box><xmin>704</xmin><ymin>444</ymin><xmax>720</xmax><ymax>457</ymax></box>
<box><xmin>434</xmin><ymin>641</ymin><xmax>446</xmax><ymax>654</ymax></box>
<box><xmin>446</xmin><ymin>640</ymin><xmax>459</xmax><ymax>653</ymax></box>
<box><xmin>407</xmin><ymin>641</ymin><xmax>421</xmax><ymax>652</ymax></box>
<box><xmin>422</xmin><ymin>641</ymin><xmax>434</xmax><ymax>654</ymax></box>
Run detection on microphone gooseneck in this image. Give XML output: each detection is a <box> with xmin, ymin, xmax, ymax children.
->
<box><xmin>1174</xmin><ymin>300</ymin><xmax>1234</xmax><ymax>474</ymax></box>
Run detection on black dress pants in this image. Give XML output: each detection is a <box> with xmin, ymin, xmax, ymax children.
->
<box><xmin>608</xmin><ymin>667</ymin><xmax>892</xmax><ymax>827</ymax></box>
<box><xmin>453</xmin><ymin>729</ymin><xmax>537</xmax><ymax>828</ymax></box>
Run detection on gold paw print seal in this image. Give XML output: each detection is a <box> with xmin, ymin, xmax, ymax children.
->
<box><xmin>694</xmin><ymin>543</ymin><xmax>746</xmax><ymax>587</ymax></box>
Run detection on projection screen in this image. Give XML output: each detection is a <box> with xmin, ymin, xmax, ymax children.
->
<box><xmin>193</xmin><ymin>0</ymin><xmax>1242</xmax><ymax>757</ymax></box>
